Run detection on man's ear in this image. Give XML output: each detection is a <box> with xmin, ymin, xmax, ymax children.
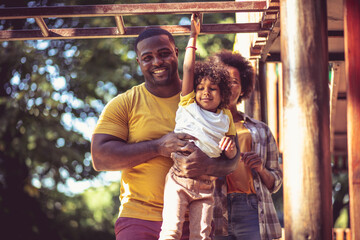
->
<box><xmin>136</xmin><ymin>57</ymin><xmax>140</xmax><ymax>65</ymax></box>
<box><xmin>175</xmin><ymin>47</ymin><xmax>179</xmax><ymax>57</ymax></box>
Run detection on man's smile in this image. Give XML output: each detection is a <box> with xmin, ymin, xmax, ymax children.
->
<box><xmin>152</xmin><ymin>67</ymin><xmax>167</xmax><ymax>74</ymax></box>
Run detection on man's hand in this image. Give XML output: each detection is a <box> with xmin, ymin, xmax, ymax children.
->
<box><xmin>156</xmin><ymin>132</ymin><xmax>196</xmax><ymax>158</ymax></box>
<box><xmin>171</xmin><ymin>134</ymin><xmax>241</xmax><ymax>178</ymax></box>
<box><xmin>171</xmin><ymin>142</ymin><xmax>213</xmax><ymax>178</ymax></box>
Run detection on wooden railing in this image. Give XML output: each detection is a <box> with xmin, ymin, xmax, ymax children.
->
<box><xmin>276</xmin><ymin>228</ymin><xmax>351</xmax><ymax>240</ymax></box>
<box><xmin>333</xmin><ymin>228</ymin><xmax>352</xmax><ymax>240</ymax></box>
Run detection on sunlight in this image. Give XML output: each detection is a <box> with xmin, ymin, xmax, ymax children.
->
<box><xmin>58</xmin><ymin>171</ymin><xmax>122</xmax><ymax>196</ymax></box>
<box><xmin>283</xmin><ymin>107</ymin><xmax>304</xmax><ymax>218</ymax></box>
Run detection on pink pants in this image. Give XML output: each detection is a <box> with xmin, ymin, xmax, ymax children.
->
<box><xmin>115</xmin><ymin>217</ymin><xmax>190</xmax><ymax>240</ymax></box>
<box><xmin>159</xmin><ymin>169</ymin><xmax>215</xmax><ymax>240</ymax></box>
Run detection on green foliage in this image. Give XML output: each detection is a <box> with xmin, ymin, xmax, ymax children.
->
<box><xmin>0</xmin><ymin>0</ymin><xmax>238</xmax><ymax>239</ymax></box>
<box><xmin>332</xmin><ymin>171</ymin><xmax>350</xmax><ymax>228</ymax></box>
<box><xmin>334</xmin><ymin>207</ymin><xmax>349</xmax><ymax>228</ymax></box>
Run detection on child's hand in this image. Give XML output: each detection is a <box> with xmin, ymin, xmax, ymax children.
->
<box><xmin>191</xmin><ymin>13</ymin><xmax>201</xmax><ymax>37</ymax></box>
<box><xmin>219</xmin><ymin>136</ymin><xmax>237</xmax><ymax>159</ymax></box>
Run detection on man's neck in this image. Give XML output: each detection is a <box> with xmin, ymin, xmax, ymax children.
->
<box><xmin>145</xmin><ymin>77</ymin><xmax>182</xmax><ymax>98</ymax></box>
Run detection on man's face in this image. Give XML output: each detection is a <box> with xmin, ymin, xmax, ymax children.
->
<box><xmin>136</xmin><ymin>35</ymin><xmax>179</xmax><ymax>87</ymax></box>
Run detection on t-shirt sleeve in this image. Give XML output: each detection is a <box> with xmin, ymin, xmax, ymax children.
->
<box><xmin>224</xmin><ymin>109</ymin><xmax>236</xmax><ymax>136</ymax></box>
<box><xmin>179</xmin><ymin>91</ymin><xmax>196</xmax><ymax>107</ymax></box>
<box><xmin>93</xmin><ymin>93</ymin><xmax>129</xmax><ymax>141</ymax></box>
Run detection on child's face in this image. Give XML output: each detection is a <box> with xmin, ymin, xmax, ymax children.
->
<box><xmin>195</xmin><ymin>77</ymin><xmax>221</xmax><ymax>113</ymax></box>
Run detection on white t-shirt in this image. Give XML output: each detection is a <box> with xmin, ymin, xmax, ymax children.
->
<box><xmin>174</xmin><ymin>91</ymin><xmax>235</xmax><ymax>158</ymax></box>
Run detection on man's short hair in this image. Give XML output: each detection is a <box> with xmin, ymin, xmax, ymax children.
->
<box><xmin>134</xmin><ymin>27</ymin><xmax>176</xmax><ymax>53</ymax></box>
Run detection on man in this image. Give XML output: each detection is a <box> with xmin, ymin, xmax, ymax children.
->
<box><xmin>91</xmin><ymin>28</ymin><xmax>240</xmax><ymax>240</ymax></box>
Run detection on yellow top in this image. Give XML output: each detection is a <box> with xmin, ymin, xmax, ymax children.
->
<box><xmin>227</xmin><ymin>120</ymin><xmax>256</xmax><ymax>194</ymax></box>
<box><xmin>93</xmin><ymin>83</ymin><xmax>180</xmax><ymax>221</ymax></box>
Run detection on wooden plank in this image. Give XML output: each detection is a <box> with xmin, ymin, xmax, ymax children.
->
<box><xmin>0</xmin><ymin>1</ymin><xmax>269</xmax><ymax>19</ymax></box>
<box><xmin>0</xmin><ymin>23</ymin><xmax>266</xmax><ymax>41</ymax></box>
<box><xmin>344</xmin><ymin>0</ymin><xmax>360</xmax><ymax>238</ymax></box>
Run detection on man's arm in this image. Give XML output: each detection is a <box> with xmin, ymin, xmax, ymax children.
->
<box><xmin>171</xmin><ymin>134</ymin><xmax>240</xmax><ymax>178</ymax></box>
<box><xmin>91</xmin><ymin>132</ymin><xmax>195</xmax><ymax>171</ymax></box>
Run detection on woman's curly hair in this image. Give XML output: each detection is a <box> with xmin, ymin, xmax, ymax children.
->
<box><xmin>193</xmin><ymin>61</ymin><xmax>231</xmax><ymax>109</ymax></box>
<box><xmin>209</xmin><ymin>50</ymin><xmax>254</xmax><ymax>103</ymax></box>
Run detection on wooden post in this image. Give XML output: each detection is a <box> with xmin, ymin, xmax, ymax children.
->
<box><xmin>280</xmin><ymin>0</ymin><xmax>332</xmax><ymax>239</ymax></box>
<box><xmin>259</xmin><ymin>61</ymin><xmax>268</xmax><ymax>123</ymax></box>
<box><xmin>266</xmin><ymin>62</ymin><xmax>279</xmax><ymax>143</ymax></box>
<box><xmin>344</xmin><ymin>0</ymin><xmax>360</xmax><ymax>239</ymax></box>
<box><xmin>245</xmin><ymin>62</ymin><xmax>262</xmax><ymax>120</ymax></box>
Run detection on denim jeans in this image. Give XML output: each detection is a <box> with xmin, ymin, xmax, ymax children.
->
<box><xmin>227</xmin><ymin>193</ymin><xmax>261</xmax><ymax>240</ymax></box>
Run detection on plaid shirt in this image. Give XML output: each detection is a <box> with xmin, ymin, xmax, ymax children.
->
<box><xmin>213</xmin><ymin>112</ymin><xmax>282</xmax><ymax>240</ymax></box>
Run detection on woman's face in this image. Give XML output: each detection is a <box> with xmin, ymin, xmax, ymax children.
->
<box><xmin>226</xmin><ymin>66</ymin><xmax>242</xmax><ymax>107</ymax></box>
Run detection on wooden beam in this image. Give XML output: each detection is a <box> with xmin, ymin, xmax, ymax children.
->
<box><xmin>344</xmin><ymin>0</ymin><xmax>360</xmax><ymax>238</ymax></box>
<box><xmin>0</xmin><ymin>1</ymin><xmax>270</xmax><ymax>19</ymax></box>
<box><xmin>0</xmin><ymin>23</ymin><xmax>267</xmax><ymax>41</ymax></box>
<box><xmin>0</xmin><ymin>1</ymin><xmax>279</xmax><ymax>57</ymax></box>
<box><xmin>258</xmin><ymin>61</ymin><xmax>268</xmax><ymax>123</ymax></box>
<box><xmin>266</xmin><ymin>62</ymin><xmax>279</xmax><ymax>144</ymax></box>
<box><xmin>280</xmin><ymin>0</ymin><xmax>332</xmax><ymax>239</ymax></box>
<box><xmin>329</xmin><ymin>62</ymin><xmax>342</xmax><ymax>153</ymax></box>
<box><xmin>260</xmin><ymin>14</ymin><xmax>280</xmax><ymax>61</ymax></box>
<box><xmin>114</xmin><ymin>15</ymin><xmax>126</xmax><ymax>35</ymax></box>
<box><xmin>34</xmin><ymin>17</ymin><xmax>49</xmax><ymax>37</ymax></box>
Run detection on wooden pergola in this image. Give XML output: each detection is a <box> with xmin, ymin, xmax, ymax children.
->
<box><xmin>0</xmin><ymin>1</ymin><xmax>279</xmax><ymax>62</ymax></box>
<box><xmin>1</xmin><ymin>1</ymin><xmax>359</xmax><ymax>239</ymax></box>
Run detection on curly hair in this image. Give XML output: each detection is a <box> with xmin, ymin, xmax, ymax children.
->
<box><xmin>193</xmin><ymin>61</ymin><xmax>231</xmax><ymax>109</ymax></box>
<box><xmin>209</xmin><ymin>50</ymin><xmax>254</xmax><ymax>103</ymax></box>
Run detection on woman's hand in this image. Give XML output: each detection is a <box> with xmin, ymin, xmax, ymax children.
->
<box><xmin>241</xmin><ymin>152</ymin><xmax>275</xmax><ymax>190</ymax></box>
<box><xmin>241</xmin><ymin>152</ymin><xmax>264</xmax><ymax>173</ymax></box>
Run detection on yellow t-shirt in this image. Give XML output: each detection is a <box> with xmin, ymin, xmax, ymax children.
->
<box><xmin>93</xmin><ymin>83</ymin><xmax>180</xmax><ymax>221</ymax></box>
<box><xmin>227</xmin><ymin>120</ymin><xmax>256</xmax><ymax>194</ymax></box>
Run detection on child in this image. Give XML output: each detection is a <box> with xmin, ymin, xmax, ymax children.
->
<box><xmin>158</xmin><ymin>14</ymin><xmax>237</xmax><ymax>240</ymax></box>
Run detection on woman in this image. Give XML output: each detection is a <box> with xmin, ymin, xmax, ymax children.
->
<box><xmin>210</xmin><ymin>50</ymin><xmax>282</xmax><ymax>240</ymax></box>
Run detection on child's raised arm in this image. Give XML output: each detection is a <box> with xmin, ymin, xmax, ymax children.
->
<box><xmin>182</xmin><ymin>13</ymin><xmax>201</xmax><ymax>96</ymax></box>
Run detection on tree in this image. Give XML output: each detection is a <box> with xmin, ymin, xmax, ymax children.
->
<box><xmin>0</xmin><ymin>0</ymin><xmax>237</xmax><ymax>239</ymax></box>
